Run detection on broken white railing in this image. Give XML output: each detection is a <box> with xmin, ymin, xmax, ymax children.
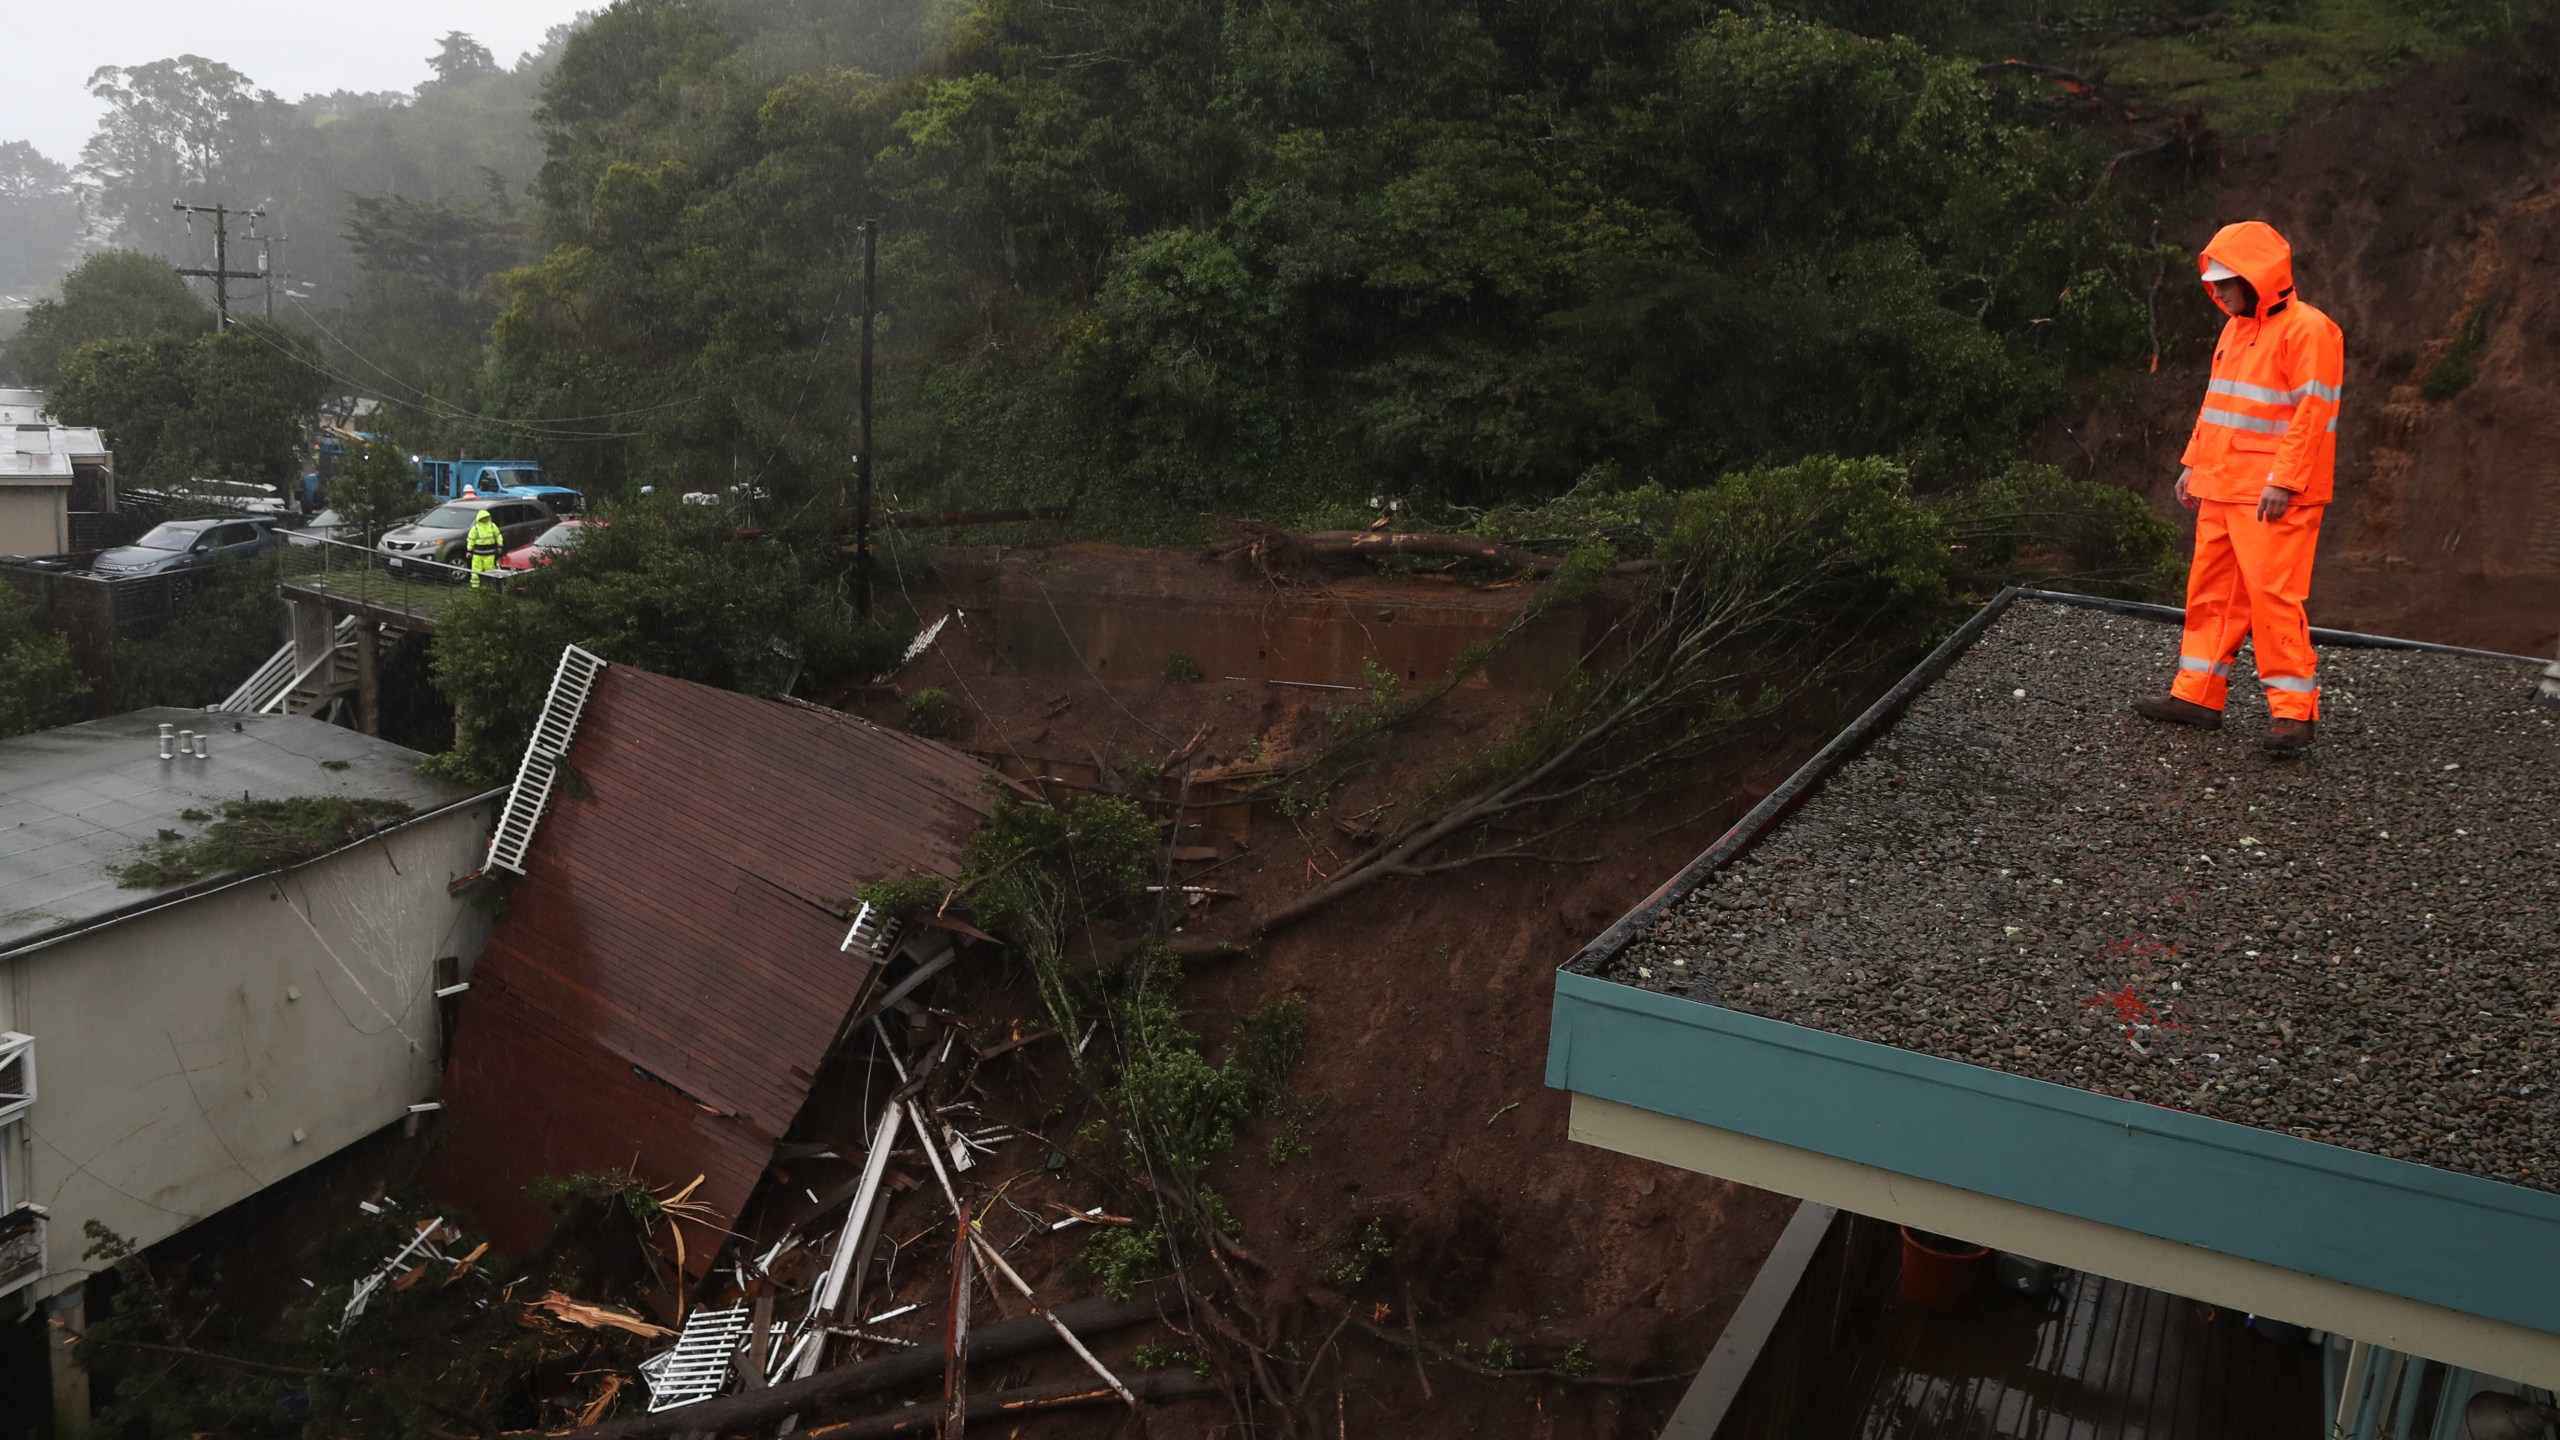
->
<box><xmin>485</xmin><ymin>644</ymin><xmax>607</xmax><ymax>874</ymax></box>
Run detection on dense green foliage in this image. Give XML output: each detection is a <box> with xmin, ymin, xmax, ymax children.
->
<box><xmin>2</xmin><ymin>250</ymin><xmax>212</xmax><ymax>387</ymax></box>
<box><xmin>0</xmin><ymin>582</ymin><xmax>86</xmax><ymax>737</ymax></box>
<box><xmin>424</xmin><ymin>501</ymin><xmax>903</xmax><ymax>783</ymax></box>
<box><xmin>469</xmin><ymin>0</ymin><xmax>2165</xmax><ymax>524</ymax></box>
<box><xmin>48</xmin><ymin>316</ymin><xmax>327</xmax><ymax>491</ymax></box>
<box><xmin>108</xmin><ymin>560</ymin><xmax>286</xmax><ymax>710</ymax></box>
<box><xmin>327</xmin><ymin>434</ymin><xmax>434</xmax><ymax>540</ymax></box>
<box><xmin>111</xmin><ymin>795</ymin><xmax>416</xmax><ymax>889</ymax></box>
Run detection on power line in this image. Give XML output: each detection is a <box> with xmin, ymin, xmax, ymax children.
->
<box><xmin>279</xmin><ymin>293</ymin><xmax>700</xmax><ymax>434</ymax></box>
<box><xmin>217</xmin><ymin>317</ymin><xmax>651</xmax><ymax>441</ymax></box>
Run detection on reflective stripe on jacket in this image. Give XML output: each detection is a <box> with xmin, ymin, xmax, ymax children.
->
<box><xmin>2179</xmin><ymin>221</ymin><xmax>2346</xmax><ymax>507</ymax></box>
<box><xmin>467</xmin><ymin>516</ymin><xmax>504</xmax><ymax>558</ymax></box>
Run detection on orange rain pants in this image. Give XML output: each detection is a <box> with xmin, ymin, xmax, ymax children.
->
<box><xmin>2169</xmin><ymin>499</ymin><xmax>2324</xmax><ymax>722</ymax></box>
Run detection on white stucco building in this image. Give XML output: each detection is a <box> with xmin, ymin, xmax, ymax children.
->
<box><xmin>0</xmin><ymin>709</ymin><xmax>496</xmax><ymax>1309</ymax></box>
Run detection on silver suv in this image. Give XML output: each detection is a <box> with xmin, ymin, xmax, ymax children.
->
<box><xmin>377</xmin><ymin>496</ymin><xmax>556</xmax><ymax>568</ymax></box>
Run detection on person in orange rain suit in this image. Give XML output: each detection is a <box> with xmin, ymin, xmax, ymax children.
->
<box><xmin>2133</xmin><ymin>220</ymin><xmax>2344</xmax><ymax>755</ymax></box>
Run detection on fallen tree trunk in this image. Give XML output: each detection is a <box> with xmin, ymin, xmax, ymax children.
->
<box><xmin>804</xmin><ymin>1373</ymin><xmax>1223</xmax><ymax>1438</ymax></box>
<box><xmin>1218</xmin><ymin>525</ymin><xmax>1572</xmax><ymax>576</ymax></box>
<box><xmin>532</xmin><ymin>1297</ymin><xmax>1161</xmax><ymax>1439</ymax></box>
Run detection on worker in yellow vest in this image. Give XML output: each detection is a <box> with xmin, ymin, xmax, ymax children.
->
<box><xmin>466</xmin><ymin>509</ymin><xmax>505</xmax><ymax>588</ymax></box>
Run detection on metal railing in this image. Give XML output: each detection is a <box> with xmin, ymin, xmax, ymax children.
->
<box><xmin>274</xmin><ymin>534</ymin><xmax>513</xmax><ymax>629</ymax></box>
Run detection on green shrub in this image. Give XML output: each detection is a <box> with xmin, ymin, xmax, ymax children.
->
<box><xmin>901</xmin><ymin>686</ymin><xmax>961</xmax><ymax>738</ymax></box>
<box><xmin>2422</xmin><ymin>296</ymin><xmax>2495</xmax><ymax>402</ymax></box>
<box><xmin>112</xmin><ymin>795</ymin><xmax>415</xmax><ymax>889</ymax></box>
<box><xmin>0</xmin><ymin>582</ymin><xmax>84</xmax><ymax>736</ymax></box>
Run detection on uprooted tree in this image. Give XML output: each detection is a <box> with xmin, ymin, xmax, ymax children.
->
<box><xmin>1178</xmin><ymin>454</ymin><xmax>2173</xmax><ymax>958</ymax></box>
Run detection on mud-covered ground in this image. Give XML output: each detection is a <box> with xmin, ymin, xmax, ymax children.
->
<box><xmin>1600</xmin><ymin>599</ymin><xmax>2560</xmax><ymax>1189</ymax></box>
<box><xmin>2042</xmin><ymin>18</ymin><xmax>2560</xmax><ymax>660</ymax></box>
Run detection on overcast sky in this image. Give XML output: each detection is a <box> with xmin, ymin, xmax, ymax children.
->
<box><xmin>1</xmin><ymin>1</ymin><xmax>599</xmax><ymax>169</ymax></box>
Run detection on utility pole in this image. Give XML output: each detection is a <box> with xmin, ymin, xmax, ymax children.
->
<box><xmin>854</xmin><ymin>217</ymin><xmax>878</xmax><ymax>619</ymax></box>
<box><xmin>171</xmin><ymin>201</ymin><xmax>266</xmax><ymax>330</ymax></box>
<box><xmin>257</xmin><ymin>230</ymin><xmax>285</xmax><ymax>318</ymax></box>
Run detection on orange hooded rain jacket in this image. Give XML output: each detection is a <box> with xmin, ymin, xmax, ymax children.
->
<box><xmin>2180</xmin><ymin>222</ymin><xmax>2344</xmax><ymax>505</ymax></box>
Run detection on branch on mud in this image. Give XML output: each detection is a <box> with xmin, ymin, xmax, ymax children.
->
<box><xmin>1213</xmin><ymin>521</ymin><xmax>1655</xmax><ymax>580</ymax></box>
<box><xmin>1342</xmin><ymin>1313</ymin><xmax>1696</xmax><ymax>1388</ymax></box>
<box><xmin>1177</xmin><ymin>469</ymin><xmax>1941</xmax><ymax>960</ymax></box>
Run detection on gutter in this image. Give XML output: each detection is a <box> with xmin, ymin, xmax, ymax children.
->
<box><xmin>0</xmin><ymin>786</ymin><xmax>505</xmax><ymax>965</ymax></box>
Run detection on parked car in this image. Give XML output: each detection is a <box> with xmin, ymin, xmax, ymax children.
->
<box><xmin>89</xmin><ymin>517</ymin><xmax>282</xmax><ymax>577</ymax></box>
<box><xmin>500</xmin><ymin>517</ymin><xmax>595</xmax><ymax>571</ymax></box>
<box><xmin>376</xmin><ymin>496</ymin><xmax>556</xmax><ymax>569</ymax></box>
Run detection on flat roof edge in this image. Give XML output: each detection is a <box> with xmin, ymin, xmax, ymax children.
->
<box><xmin>1547</xmin><ymin>968</ymin><xmax>2560</xmax><ymax>1337</ymax></box>
<box><xmin>1571</xmin><ymin>1093</ymin><xmax>2560</xmax><ymax>1388</ymax></box>
<box><xmin>0</xmin><ymin>787</ymin><xmax>502</xmax><ymax>964</ymax></box>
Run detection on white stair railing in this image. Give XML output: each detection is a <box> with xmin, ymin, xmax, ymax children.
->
<box><xmin>484</xmin><ymin>645</ymin><xmax>607</xmax><ymax>874</ymax></box>
<box><xmin>220</xmin><ymin>616</ymin><xmax>360</xmax><ymax>713</ymax></box>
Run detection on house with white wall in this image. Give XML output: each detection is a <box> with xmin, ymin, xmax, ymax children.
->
<box><xmin>0</xmin><ymin>708</ymin><xmax>496</xmax><ymax>1317</ymax></box>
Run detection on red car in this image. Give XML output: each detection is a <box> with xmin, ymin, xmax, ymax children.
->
<box><xmin>501</xmin><ymin>518</ymin><xmax>594</xmax><ymax>570</ymax></box>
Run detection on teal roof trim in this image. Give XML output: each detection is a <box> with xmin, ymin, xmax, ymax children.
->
<box><xmin>1548</xmin><ymin>967</ymin><xmax>2560</xmax><ymax>1338</ymax></box>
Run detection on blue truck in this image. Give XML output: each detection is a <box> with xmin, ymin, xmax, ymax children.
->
<box><xmin>302</xmin><ymin>433</ymin><xmax>582</xmax><ymax>516</ymax></box>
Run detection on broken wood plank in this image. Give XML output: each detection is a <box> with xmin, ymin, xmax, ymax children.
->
<box><xmin>528</xmin><ymin>1292</ymin><xmax>676</xmax><ymax>1341</ymax></box>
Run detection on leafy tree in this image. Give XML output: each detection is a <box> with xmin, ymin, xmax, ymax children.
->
<box><xmin>2</xmin><ymin>250</ymin><xmax>210</xmax><ymax>388</ymax></box>
<box><xmin>343</xmin><ymin>192</ymin><xmax>524</xmax><ymax>328</ymax></box>
<box><xmin>107</xmin><ymin>559</ymin><xmax>282</xmax><ymax>709</ymax></box>
<box><xmin>0</xmin><ymin>142</ymin><xmax>83</xmax><ymax>297</ymax></box>
<box><xmin>326</xmin><ymin>435</ymin><xmax>428</xmax><ymax>539</ymax></box>
<box><xmin>425</xmin><ymin>501</ymin><xmax>901</xmax><ymax>783</ymax></box>
<box><xmin>79</xmin><ymin>57</ymin><xmax>282</xmax><ymax>255</ymax></box>
<box><xmin>0</xmin><ymin>582</ymin><xmax>86</xmax><ymax>736</ymax></box>
<box><xmin>51</xmin><ymin>319</ymin><xmax>324</xmax><ymax>489</ymax></box>
<box><xmin>429</xmin><ymin>32</ymin><xmax>501</xmax><ymax>86</ymax></box>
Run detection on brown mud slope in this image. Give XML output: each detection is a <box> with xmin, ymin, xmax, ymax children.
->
<box><xmin>836</xmin><ymin>555</ymin><xmax>1807</xmax><ymax>1437</ymax></box>
<box><xmin>2045</xmin><ymin>23</ymin><xmax>2560</xmax><ymax>658</ymax></box>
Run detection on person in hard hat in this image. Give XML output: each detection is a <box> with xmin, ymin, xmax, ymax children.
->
<box><xmin>466</xmin><ymin>507</ymin><xmax>505</xmax><ymax>589</ymax></box>
<box><xmin>2133</xmin><ymin>220</ymin><xmax>2344</xmax><ymax>755</ymax></box>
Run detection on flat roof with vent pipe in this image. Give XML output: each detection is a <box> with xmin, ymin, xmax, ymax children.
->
<box><xmin>0</xmin><ymin>709</ymin><xmax>493</xmax><ymax>959</ymax></box>
<box><xmin>1548</xmin><ymin>589</ymin><xmax>2560</xmax><ymax>1385</ymax></box>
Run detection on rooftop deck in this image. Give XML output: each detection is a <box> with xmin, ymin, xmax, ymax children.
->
<box><xmin>1548</xmin><ymin>591</ymin><xmax>2560</xmax><ymax>1386</ymax></box>
<box><xmin>1594</xmin><ymin>596</ymin><xmax>2557</xmax><ymax>1187</ymax></box>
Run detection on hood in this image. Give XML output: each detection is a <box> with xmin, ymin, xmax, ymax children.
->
<box><xmin>90</xmin><ymin>545</ymin><xmax>181</xmax><ymax>571</ymax></box>
<box><xmin>2200</xmin><ymin>220</ymin><xmax>2295</xmax><ymax>320</ymax></box>
<box><xmin>380</xmin><ymin>519</ymin><xmax>462</xmax><ymax>542</ymax></box>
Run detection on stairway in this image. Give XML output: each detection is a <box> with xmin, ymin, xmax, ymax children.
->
<box><xmin>216</xmin><ymin>617</ymin><xmax>399</xmax><ymax>720</ymax></box>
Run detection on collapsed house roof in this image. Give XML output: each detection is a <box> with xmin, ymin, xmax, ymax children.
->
<box><xmin>1548</xmin><ymin>590</ymin><xmax>2560</xmax><ymax>1383</ymax></box>
<box><xmin>0</xmin><ymin>709</ymin><xmax>475</xmax><ymax>957</ymax></box>
<box><xmin>430</xmin><ymin>665</ymin><xmax>1006</xmax><ymax>1269</ymax></box>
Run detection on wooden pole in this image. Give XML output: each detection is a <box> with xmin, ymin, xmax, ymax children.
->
<box><xmin>855</xmin><ymin>218</ymin><xmax>878</xmax><ymax>619</ymax></box>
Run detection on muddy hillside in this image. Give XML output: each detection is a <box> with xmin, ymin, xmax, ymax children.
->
<box><xmin>2047</xmin><ymin>21</ymin><xmax>2560</xmax><ymax>658</ymax></box>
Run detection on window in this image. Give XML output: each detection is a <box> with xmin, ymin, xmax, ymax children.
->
<box><xmin>0</xmin><ymin>1034</ymin><xmax>36</xmax><ymax>1301</ymax></box>
<box><xmin>0</xmin><ymin>1033</ymin><xmax>29</xmax><ymax>1126</ymax></box>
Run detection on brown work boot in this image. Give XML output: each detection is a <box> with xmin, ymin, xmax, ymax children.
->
<box><xmin>2262</xmin><ymin>718</ymin><xmax>2317</xmax><ymax>754</ymax></box>
<box><xmin>2131</xmin><ymin>694</ymin><xmax>2223</xmax><ymax>729</ymax></box>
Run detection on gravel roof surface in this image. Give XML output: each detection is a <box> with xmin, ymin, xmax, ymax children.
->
<box><xmin>1593</xmin><ymin>598</ymin><xmax>2560</xmax><ymax>1191</ymax></box>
